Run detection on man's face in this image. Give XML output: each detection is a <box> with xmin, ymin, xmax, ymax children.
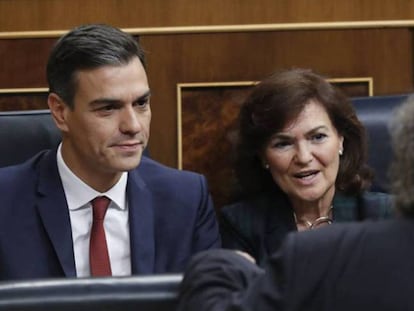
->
<box><xmin>53</xmin><ymin>57</ymin><xmax>151</xmax><ymax>190</ymax></box>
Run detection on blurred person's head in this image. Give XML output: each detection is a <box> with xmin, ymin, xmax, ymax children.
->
<box><xmin>390</xmin><ymin>95</ymin><xmax>414</xmax><ymax>217</ymax></box>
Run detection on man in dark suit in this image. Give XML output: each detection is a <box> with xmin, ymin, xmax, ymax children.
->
<box><xmin>178</xmin><ymin>96</ymin><xmax>414</xmax><ymax>311</ymax></box>
<box><xmin>0</xmin><ymin>24</ymin><xmax>220</xmax><ymax>280</ymax></box>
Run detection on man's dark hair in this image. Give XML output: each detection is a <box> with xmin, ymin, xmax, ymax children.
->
<box><xmin>46</xmin><ymin>24</ymin><xmax>146</xmax><ymax>108</ymax></box>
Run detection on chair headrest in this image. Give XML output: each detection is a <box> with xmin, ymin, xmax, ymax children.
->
<box><xmin>0</xmin><ymin>110</ymin><xmax>61</xmax><ymax>168</ymax></box>
<box><xmin>352</xmin><ymin>94</ymin><xmax>409</xmax><ymax>193</ymax></box>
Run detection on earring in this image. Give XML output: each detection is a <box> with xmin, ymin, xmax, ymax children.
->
<box><xmin>264</xmin><ymin>164</ymin><xmax>270</xmax><ymax>169</ymax></box>
<box><xmin>339</xmin><ymin>149</ymin><xmax>343</xmax><ymax>156</ymax></box>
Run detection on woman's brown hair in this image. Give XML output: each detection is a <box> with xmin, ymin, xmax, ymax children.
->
<box><xmin>234</xmin><ymin>68</ymin><xmax>372</xmax><ymax>199</ymax></box>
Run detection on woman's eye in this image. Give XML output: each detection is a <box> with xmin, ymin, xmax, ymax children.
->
<box><xmin>311</xmin><ymin>133</ymin><xmax>327</xmax><ymax>141</ymax></box>
<box><xmin>272</xmin><ymin>141</ymin><xmax>291</xmax><ymax>149</ymax></box>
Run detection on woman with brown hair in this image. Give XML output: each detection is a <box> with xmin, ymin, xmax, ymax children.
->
<box><xmin>220</xmin><ymin>68</ymin><xmax>394</xmax><ymax>266</ymax></box>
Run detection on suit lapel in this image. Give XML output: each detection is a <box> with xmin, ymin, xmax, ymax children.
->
<box><xmin>127</xmin><ymin>169</ymin><xmax>155</xmax><ymax>274</ymax></box>
<box><xmin>36</xmin><ymin>151</ymin><xmax>76</xmax><ymax>277</ymax></box>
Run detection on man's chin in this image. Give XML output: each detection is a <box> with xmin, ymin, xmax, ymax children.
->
<box><xmin>114</xmin><ymin>157</ymin><xmax>142</xmax><ymax>172</ymax></box>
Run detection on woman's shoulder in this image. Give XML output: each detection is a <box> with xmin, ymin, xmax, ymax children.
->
<box><xmin>221</xmin><ymin>195</ymin><xmax>271</xmax><ymax>223</ymax></box>
<box><xmin>221</xmin><ymin>191</ymin><xmax>288</xmax><ymax>219</ymax></box>
<box><xmin>220</xmin><ymin>191</ymin><xmax>294</xmax><ymax>237</ymax></box>
<box><xmin>334</xmin><ymin>191</ymin><xmax>394</xmax><ymax>221</ymax></box>
<box><xmin>219</xmin><ymin>191</ymin><xmax>293</xmax><ymax>264</ymax></box>
<box><xmin>361</xmin><ymin>190</ymin><xmax>392</xmax><ymax>201</ymax></box>
<box><xmin>361</xmin><ymin>191</ymin><xmax>395</xmax><ymax>218</ymax></box>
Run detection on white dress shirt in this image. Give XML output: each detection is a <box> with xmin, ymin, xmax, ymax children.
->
<box><xmin>56</xmin><ymin>144</ymin><xmax>131</xmax><ymax>277</ymax></box>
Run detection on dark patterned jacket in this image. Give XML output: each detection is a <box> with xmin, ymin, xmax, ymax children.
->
<box><xmin>220</xmin><ymin>190</ymin><xmax>394</xmax><ymax>267</ymax></box>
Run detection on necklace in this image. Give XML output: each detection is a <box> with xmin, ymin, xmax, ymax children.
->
<box><xmin>294</xmin><ymin>206</ymin><xmax>333</xmax><ymax>230</ymax></box>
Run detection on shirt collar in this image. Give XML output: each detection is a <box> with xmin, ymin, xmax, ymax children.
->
<box><xmin>56</xmin><ymin>143</ymin><xmax>128</xmax><ymax>211</ymax></box>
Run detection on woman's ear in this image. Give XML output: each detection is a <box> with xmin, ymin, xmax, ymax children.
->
<box><xmin>48</xmin><ymin>93</ymin><xmax>69</xmax><ymax>133</ymax></box>
<box><xmin>259</xmin><ymin>151</ymin><xmax>269</xmax><ymax>169</ymax></box>
<box><xmin>339</xmin><ymin>136</ymin><xmax>344</xmax><ymax>156</ymax></box>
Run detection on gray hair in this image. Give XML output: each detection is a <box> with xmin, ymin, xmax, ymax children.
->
<box><xmin>390</xmin><ymin>95</ymin><xmax>414</xmax><ymax>216</ymax></box>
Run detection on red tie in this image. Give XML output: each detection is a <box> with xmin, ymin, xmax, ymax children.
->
<box><xmin>90</xmin><ymin>196</ymin><xmax>112</xmax><ymax>276</ymax></box>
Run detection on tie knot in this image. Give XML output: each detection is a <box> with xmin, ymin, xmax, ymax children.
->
<box><xmin>91</xmin><ymin>196</ymin><xmax>110</xmax><ymax>221</ymax></box>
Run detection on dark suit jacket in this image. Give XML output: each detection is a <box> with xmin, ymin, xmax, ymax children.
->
<box><xmin>179</xmin><ymin>218</ymin><xmax>414</xmax><ymax>311</ymax></box>
<box><xmin>220</xmin><ymin>190</ymin><xmax>394</xmax><ymax>266</ymax></box>
<box><xmin>0</xmin><ymin>150</ymin><xmax>220</xmax><ymax>280</ymax></box>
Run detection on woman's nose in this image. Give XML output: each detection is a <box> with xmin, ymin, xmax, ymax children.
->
<box><xmin>295</xmin><ymin>142</ymin><xmax>313</xmax><ymax>164</ymax></box>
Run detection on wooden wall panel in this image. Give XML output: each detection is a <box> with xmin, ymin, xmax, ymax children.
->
<box><xmin>0</xmin><ymin>28</ymin><xmax>413</xmax><ymax>168</ymax></box>
<box><xmin>0</xmin><ymin>92</ymin><xmax>48</xmax><ymax>111</ymax></box>
<box><xmin>3</xmin><ymin>0</ymin><xmax>414</xmax><ymax>31</ymax></box>
<box><xmin>141</xmin><ymin>28</ymin><xmax>413</xmax><ymax>167</ymax></box>
<box><xmin>0</xmin><ymin>39</ymin><xmax>53</xmax><ymax>87</ymax></box>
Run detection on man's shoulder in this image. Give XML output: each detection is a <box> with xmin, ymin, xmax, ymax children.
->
<box><xmin>133</xmin><ymin>156</ymin><xmax>207</xmax><ymax>196</ymax></box>
<box><xmin>137</xmin><ymin>156</ymin><xmax>203</xmax><ymax>180</ymax></box>
<box><xmin>0</xmin><ymin>151</ymin><xmax>52</xmax><ymax>202</ymax></box>
<box><xmin>137</xmin><ymin>156</ymin><xmax>174</xmax><ymax>171</ymax></box>
<box><xmin>0</xmin><ymin>151</ymin><xmax>49</xmax><ymax>181</ymax></box>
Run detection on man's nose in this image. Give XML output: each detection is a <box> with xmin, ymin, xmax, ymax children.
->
<box><xmin>120</xmin><ymin>106</ymin><xmax>142</xmax><ymax>134</ymax></box>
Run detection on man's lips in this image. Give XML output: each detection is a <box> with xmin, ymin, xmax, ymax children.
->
<box><xmin>111</xmin><ymin>141</ymin><xmax>143</xmax><ymax>150</ymax></box>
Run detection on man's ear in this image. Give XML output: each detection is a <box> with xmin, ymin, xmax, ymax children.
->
<box><xmin>48</xmin><ymin>93</ymin><xmax>69</xmax><ymax>133</ymax></box>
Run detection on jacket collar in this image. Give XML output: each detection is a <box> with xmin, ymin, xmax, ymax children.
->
<box><xmin>126</xmin><ymin>168</ymin><xmax>155</xmax><ymax>274</ymax></box>
<box><xmin>36</xmin><ymin>150</ymin><xmax>77</xmax><ymax>277</ymax></box>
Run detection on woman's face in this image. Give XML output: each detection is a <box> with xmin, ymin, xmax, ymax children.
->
<box><xmin>262</xmin><ymin>99</ymin><xmax>343</xmax><ymax>207</ymax></box>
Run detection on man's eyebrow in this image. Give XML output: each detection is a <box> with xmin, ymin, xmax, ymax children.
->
<box><xmin>140</xmin><ymin>90</ymin><xmax>151</xmax><ymax>98</ymax></box>
<box><xmin>134</xmin><ymin>91</ymin><xmax>151</xmax><ymax>102</ymax></box>
<box><xmin>134</xmin><ymin>90</ymin><xmax>151</xmax><ymax>101</ymax></box>
<box><xmin>89</xmin><ymin>98</ymin><xmax>121</xmax><ymax>107</ymax></box>
<box><xmin>89</xmin><ymin>90</ymin><xmax>152</xmax><ymax>106</ymax></box>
